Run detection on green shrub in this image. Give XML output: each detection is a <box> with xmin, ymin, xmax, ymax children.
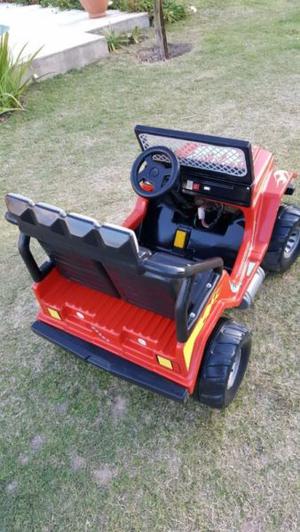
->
<box><xmin>0</xmin><ymin>32</ymin><xmax>39</xmax><ymax>116</ymax></box>
<box><xmin>105</xmin><ymin>27</ymin><xmax>143</xmax><ymax>52</ymax></box>
<box><xmin>5</xmin><ymin>1</ymin><xmax>39</xmax><ymax>4</ymax></box>
<box><xmin>128</xmin><ymin>26</ymin><xmax>143</xmax><ymax>44</ymax></box>
<box><xmin>110</xmin><ymin>0</ymin><xmax>187</xmax><ymax>23</ymax></box>
<box><xmin>111</xmin><ymin>0</ymin><xmax>152</xmax><ymax>14</ymax></box>
<box><xmin>5</xmin><ymin>0</ymin><xmax>82</xmax><ymax>8</ymax></box>
<box><xmin>105</xmin><ymin>30</ymin><xmax>128</xmax><ymax>52</ymax></box>
<box><xmin>39</xmin><ymin>0</ymin><xmax>82</xmax><ymax>9</ymax></box>
<box><xmin>3</xmin><ymin>0</ymin><xmax>187</xmax><ymax>20</ymax></box>
<box><xmin>105</xmin><ymin>26</ymin><xmax>143</xmax><ymax>52</ymax></box>
<box><xmin>161</xmin><ymin>0</ymin><xmax>186</xmax><ymax>23</ymax></box>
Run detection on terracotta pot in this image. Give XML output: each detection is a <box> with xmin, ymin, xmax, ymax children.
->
<box><xmin>80</xmin><ymin>0</ymin><xmax>108</xmax><ymax>18</ymax></box>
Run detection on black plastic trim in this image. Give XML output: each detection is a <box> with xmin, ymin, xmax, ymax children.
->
<box><xmin>32</xmin><ymin>321</ymin><xmax>189</xmax><ymax>402</ymax></box>
<box><xmin>5</xmin><ymin>211</ymin><xmax>18</xmax><ymax>225</ymax></box>
<box><xmin>175</xmin><ymin>272</ymin><xmax>220</xmax><ymax>342</ymax></box>
<box><xmin>145</xmin><ymin>255</ymin><xmax>223</xmax><ymax>279</ymax></box>
<box><xmin>181</xmin><ymin>170</ymin><xmax>252</xmax><ymax>206</ymax></box>
<box><xmin>285</xmin><ymin>183</ymin><xmax>296</xmax><ymax>195</ymax></box>
<box><xmin>18</xmin><ymin>233</ymin><xmax>53</xmax><ymax>282</ymax></box>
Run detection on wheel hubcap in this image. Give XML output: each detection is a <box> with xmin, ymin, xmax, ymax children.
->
<box><xmin>283</xmin><ymin>227</ymin><xmax>300</xmax><ymax>259</ymax></box>
<box><xmin>227</xmin><ymin>348</ymin><xmax>242</xmax><ymax>390</ymax></box>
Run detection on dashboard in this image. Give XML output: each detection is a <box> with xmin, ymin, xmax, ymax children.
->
<box><xmin>180</xmin><ymin>169</ymin><xmax>252</xmax><ymax>206</ymax></box>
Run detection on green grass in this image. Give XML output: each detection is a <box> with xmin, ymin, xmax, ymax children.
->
<box><xmin>1</xmin><ymin>0</ymin><xmax>300</xmax><ymax>530</ymax></box>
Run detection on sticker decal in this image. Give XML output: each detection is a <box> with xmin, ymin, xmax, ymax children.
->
<box><xmin>274</xmin><ymin>170</ymin><xmax>289</xmax><ymax>187</ymax></box>
<box><xmin>183</xmin><ymin>289</ymin><xmax>220</xmax><ymax>370</ymax></box>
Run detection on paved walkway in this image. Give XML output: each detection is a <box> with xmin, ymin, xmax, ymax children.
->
<box><xmin>0</xmin><ymin>3</ymin><xmax>149</xmax><ymax>77</ymax></box>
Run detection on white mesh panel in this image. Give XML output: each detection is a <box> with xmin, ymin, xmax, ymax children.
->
<box><xmin>139</xmin><ymin>133</ymin><xmax>247</xmax><ymax>177</ymax></box>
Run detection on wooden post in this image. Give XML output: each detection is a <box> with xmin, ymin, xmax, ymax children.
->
<box><xmin>153</xmin><ymin>0</ymin><xmax>169</xmax><ymax>60</ymax></box>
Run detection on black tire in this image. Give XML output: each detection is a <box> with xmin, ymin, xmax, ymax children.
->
<box><xmin>262</xmin><ymin>204</ymin><xmax>300</xmax><ymax>273</ymax></box>
<box><xmin>196</xmin><ymin>319</ymin><xmax>251</xmax><ymax>409</ymax></box>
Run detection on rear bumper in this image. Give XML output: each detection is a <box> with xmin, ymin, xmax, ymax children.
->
<box><xmin>32</xmin><ymin>320</ymin><xmax>189</xmax><ymax>402</ymax></box>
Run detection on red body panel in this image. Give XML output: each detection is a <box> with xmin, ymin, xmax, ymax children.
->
<box><xmin>33</xmin><ymin>146</ymin><xmax>297</xmax><ymax>394</ymax></box>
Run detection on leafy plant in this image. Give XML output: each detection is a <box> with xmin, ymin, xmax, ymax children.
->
<box><xmin>128</xmin><ymin>26</ymin><xmax>143</xmax><ymax>44</ymax></box>
<box><xmin>5</xmin><ymin>0</ymin><xmax>39</xmax><ymax>4</ymax></box>
<box><xmin>105</xmin><ymin>27</ymin><xmax>144</xmax><ymax>52</ymax></box>
<box><xmin>161</xmin><ymin>0</ymin><xmax>186</xmax><ymax>23</ymax></box>
<box><xmin>110</xmin><ymin>0</ymin><xmax>186</xmax><ymax>24</ymax></box>
<box><xmin>0</xmin><ymin>32</ymin><xmax>40</xmax><ymax>116</ymax></box>
<box><xmin>111</xmin><ymin>0</ymin><xmax>152</xmax><ymax>13</ymax></box>
<box><xmin>6</xmin><ymin>0</ymin><xmax>82</xmax><ymax>6</ymax></box>
<box><xmin>105</xmin><ymin>30</ymin><xmax>128</xmax><ymax>52</ymax></box>
<box><xmin>39</xmin><ymin>0</ymin><xmax>82</xmax><ymax>9</ymax></box>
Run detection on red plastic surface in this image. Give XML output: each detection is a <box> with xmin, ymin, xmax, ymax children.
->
<box><xmin>33</xmin><ymin>268</ymin><xmax>191</xmax><ymax>385</ymax></box>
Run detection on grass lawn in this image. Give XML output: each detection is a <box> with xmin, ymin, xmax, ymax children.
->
<box><xmin>1</xmin><ymin>0</ymin><xmax>300</xmax><ymax>529</ymax></box>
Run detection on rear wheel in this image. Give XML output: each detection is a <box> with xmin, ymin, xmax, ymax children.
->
<box><xmin>262</xmin><ymin>204</ymin><xmax>300</xmax><ymax>273</ymax></box>
<box><xmin>196</xmin><ymin>319</ymin><xmax>251</xmax><ymax>409</ymax></box>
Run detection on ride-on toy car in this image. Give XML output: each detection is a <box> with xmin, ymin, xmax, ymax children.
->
<box><xmin>5</xmin><ymin>126</ymin><xmax>300</xmax><ymax>408</ymax></box>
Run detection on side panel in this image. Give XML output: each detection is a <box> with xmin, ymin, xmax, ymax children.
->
<box><xmin>122</xmin><ymin>197</ymin><xmax>148</xmax><ymax>229</ymax></box>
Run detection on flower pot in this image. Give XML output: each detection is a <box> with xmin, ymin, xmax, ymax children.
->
<box><xmin>79</xmin><ymin>0</ymin><xmax>108</xmax><ymax>18</ymax></box>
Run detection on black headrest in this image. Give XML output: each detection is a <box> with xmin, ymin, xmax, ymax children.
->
<box><xmin>5</xmin><ymin>193</ymin><xmax>141</xmax><ymax>267</ymax></box>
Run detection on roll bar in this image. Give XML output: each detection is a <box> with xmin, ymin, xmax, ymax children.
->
<box><xmin>145</xmin><ymin>254</ymin><xmax>223</xmax><ymax>342</ymax></box>
<box><xmin>145</xmin><ymin>256</ymin><xmax>223</xmax><ymax>278</ymax></box>
<box><xmin>18</xmin><ymin>233</ymin><xmax>53</xmax><ymax>283</ymax></box>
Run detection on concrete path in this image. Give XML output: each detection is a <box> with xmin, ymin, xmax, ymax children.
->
<box><xmin>0</xmin><ymin>3</ymin><xmax>149</xmax><ymax>78</ymax></box>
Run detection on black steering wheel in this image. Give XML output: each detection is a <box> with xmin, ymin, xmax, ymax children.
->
<box><xmin>130</xmin><ymin>146</ymin><xmax>180</xmax><ymax>198</ymax></box>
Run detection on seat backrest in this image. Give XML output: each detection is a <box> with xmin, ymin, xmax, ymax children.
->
<box><xmin>98</xmin><ymin>224</ymin><xmax>190</xmax><ymax>319</ymax></box>
<box><xmin>92</xmin><ymin>224</ymin><xmax>220</xmax><ymax>321</ymax></box>
<box><xmin>5</xmin><ymin>194</ymin><xmax>120</xmax><ymax>298</ymax></box>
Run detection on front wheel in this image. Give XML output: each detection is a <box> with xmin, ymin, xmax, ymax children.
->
<box><xmin>262</xmin><ymin>204</ymin><xmax>300</xmax><ymax>273</ymax></box>
<box><xmin>196</xmin><ymin>319</ymin><xmax>252</xmax><ymax>409</ymax></box>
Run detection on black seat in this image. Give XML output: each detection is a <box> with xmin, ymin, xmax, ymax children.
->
<box><xmin>5</xmin><ymin>193</ymin><xmax>223</xmax><ymax>341</ymax></box>
<box><xmin>99</xmin><ymin>224</ymin><xmax>190</xmax><ymax>319</ymax></box>
<box><xmin>98</xmin><ymin>226</ymin><xmax>218</xmax><ymax>320</ymax></box>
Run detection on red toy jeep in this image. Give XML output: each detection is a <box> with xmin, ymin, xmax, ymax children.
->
<box><xmin>5</xmin><ymin>126</ymin><xmax>300</xmax><ymax>408</ymax></box>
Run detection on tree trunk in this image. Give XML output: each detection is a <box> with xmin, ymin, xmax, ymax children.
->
<box><xmin>153</xmin><ymin>0</ymin><xmax>168</xmax><ymax>60</ymax></box>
